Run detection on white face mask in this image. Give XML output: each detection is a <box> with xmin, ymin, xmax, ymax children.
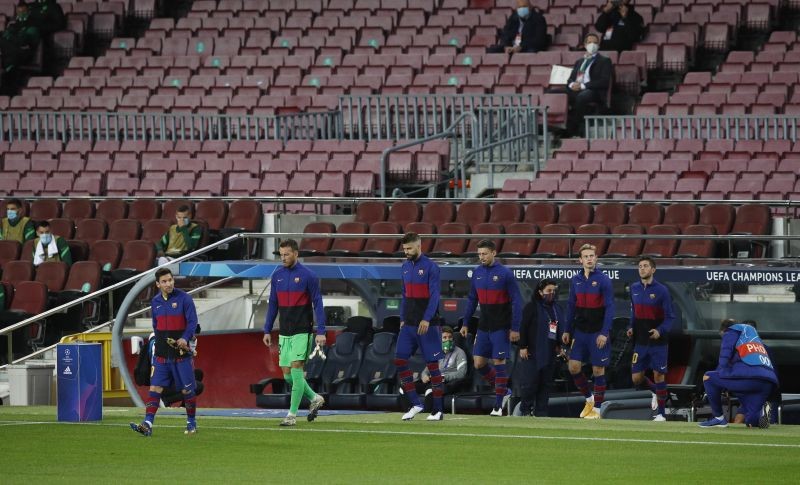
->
<box><xmin>586</xmin><ymin>42</ymin><xmax>599</xmax><ymax>55</ymax></box>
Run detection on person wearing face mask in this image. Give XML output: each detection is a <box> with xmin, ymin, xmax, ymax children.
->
<box><xmin>487</xmin><ymin>0</ymin><xmax>548</xmax><ymax>54</ymax></box>
<box><xmin>517</xmin><ymin>279</ymin><xmax>565</xmax><ymax>417</ymax></box>
<box><xmin>626</xmin><ymin>257</ymin><xmax>674</xmax><ymax>422</ymax></box>
<box><xmin>0</xmin><ymin>198</ymin><xmax>35</xmax><ymax>243</ymax></box>
<box><xmin>416</xmin><ymin>326</ymin><xmax>469</xmax><ymax>409</ymax></box>
<box><xmin>32</xmin><ymin>220</ymin><xmax>72</xmax><ymax>267</ymax></box>
<box><xmin>595</xmin><ymin>0</ymin><xmax>644</xmax><ymax>52</ymax></box>
<box><xmin>156</xmin><ymin>205</ymin><xmax>203</xmax><ymax>266</ymax></box>
<box><xmin>565</xmin><ymin>32</ymin><xmax>613</xmax><ymax>137</ymax></box>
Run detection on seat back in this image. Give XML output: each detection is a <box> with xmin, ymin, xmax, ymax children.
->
<box><xmin>63</xmin><ymin>199</ymin><xmax>95</xmax><ymax>221</ymax></box>
<box><xmin>345</xmin><ymin>315</ymin><xmax>375</xmax><ymax>345</ymax></box>
<box><xmin>421</xmin><ymin>201</ymin><xmax>456</xmax><ymax>226</ymax></box>
<box><xmin>675</xmin><ymin>224</ymin><xmax>716</xmax><ymax>257</ymax></box>
<box><xmin>0</xmin><ymin>240</ymin><xmax>21</xmax><ymax>268</ymax></box>
<box><xmin>195</xmin><ymin>200</ymin><xmax>228</xmax><ymax>230</ymax></box>
<box><xmin>299</xmin><ymin>222</ymin><xmax>336</xmax><ymax>255</ymax></box>
<box><xmin>75</xmin><ymin>218</ymin><xmax>109</xmax><ymax>245</ymax></box>
<box><xmin>732</xmin><ymin>204</ymin><xmax>770</xmax><ymax>235</ymax></box>
<box><xmin>29</xmin><ymin>199</ymin><xmax>61</xmax><ymax>221</ymax></box>
<box><xmin>489</xmin><ymin>201</ymin><xmax>523</xmax><ymax>225</ymax></box>
<box><xmin>605</xmin><ymin>224</ymin><xmax>644</xmax><ymax>257</ymax></box>
<box><xmin>63</xmin><ymin>260</ymin><xmax>102</xmax><ymax>292</ymax></box>
<box><xmin>48</xmin><ymin>218</ymin><xmax>75</xmax><ymax>239</ymax></box>
<box><xmin>141</xmin><ymin>219</ymin><xmax>171</xmax><ymax>245</ymax></box>
<box><xmin>403</xmin><ymin>222</ymin><xmax>436</xmax><ymax>253</ymax></box>
<box><xmin>361</xmin><ymin>222</ymin><xmax>401</xmax><ymax>255</ymax></box>
<box><xmin>698</xmin><ymin>203</ymin><xmax>735</xmax><ymax>235</ymax></box>
<box><xmin>108</xmin><ymin>219</ymin><xmax>142</xmax><ymax>244</ymax></box>
<box><xmin>465</xmin><ymin>222</ymin><xmax>504</xmax><ymax>254</ymax></box>
<box><xmin>9</xmin><ymin>280</ymin><xmax>47</xmax><ymax>314</ymax></box>
<box><xmin>593</xmin><ymin>202</ymin><xmax>628</xmax><ymax>227</ymax></box>
<box><xmin>96</xmin><ymin>199</ymin><xmax>128</xmax><ymax>223</ymax></box>
<box><xmin>225</xmin><ymin>199</ymin><xmax>262</xmax><ymax>230</ymax></box>
<box><xmin>572</xmin><ymin>224</ymin><xmax>610</xmax><ymax>256</ymax></box>
<box><xmin>89</xmin><ymin>240</ymin><xmax>123</xmax><ymax>270</ymax></box>
<box><xmin>358</xmin><ymin>332</ymin><xmax>397</xmax><ymax>389</ymax></box>
<box><xmin>499</xmin><ymin>222</ymin><xmax>538</xmax><ymax>256</ymax></box>
<box><xmin>67</xmin><ymin>240</ymin><xmax>89</xmax><ymax>262</ymax></box>
<box><xmin>455</xmin><ymin>201</ymin><xmax>490</xmax><ymax>228</ymax></box>
<box><xmin>557</xmin><ymin>202</ymin><xmax>593</xmax><ymax>230</ymax></box>
<box><xmin>128</xmin><ymin>199</ymin><xmax>162</xmax><ymax>223</ymax></box>
<box><xmin>35</xmin><ymin>261</ymin><xmax>69</xmax><ymax>292</ymax></box>
<box><xmin>118</xmin><ymin>240</ymin><xmax>156</xmax><ymax>271</ymax></box>
<box><xmin>1</xmin><ymin>260</ymin><xmax>34</xmax><ymax>286</ymax></box>
<box><xmin>329</xmin><ymin>222</ymin><xmax>369</xmax><ymax>254</ymax></box>
<box><xmin>663</xmin><ymin>203</ymin><xmax>699</xmax><ymax>232</ymax></box>
<box><xmin>524</xmin><ymin>202</ymin><xmax>558</xmax><ymax>226</ymax></box>
<box><xmin>534</xmin><ymin>223</ymin><xmax>572</xmax><ymax>257</ymax></box>
<box><xmin>629</xmin><ymin>202</ymin><xmax>664</xmax><ymax>229</ymax></box>
<box><xmin>354</xmin><ymin>201</ymin><xmax>388</xmax><ymax>224</ymax></box>
<box><xmin>386</xmin><ymin>200</ymin><xmax>422</xmax><ymax>226</ymax></box>
<box><xmin>641</xmin><ymin>224</ymin><xmax>680</xmax><ymax>257</ymax></box>
<box><xmin>430</xmin><ymin>222</ymin><xmax>469</xmax><ymax>256</ymax></box>
<box><xmin>321</xmin><ymin>332</ymin><xmax>364</xmax><ymax>392</ymax></box>
<box><xmin>163</xmin><ymin>199</ymin><xmax>195</xmax><ymax>219</ymax></box>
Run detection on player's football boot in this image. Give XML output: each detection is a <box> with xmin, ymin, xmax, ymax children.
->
<box><xmin>698</xmin><ymin>417</ymin><xmax>728</xmax><ymax>428</ymax></box>
<box><xmin>185</xmin><ymin>420</ymin><xmax>197</xmax><ymax>435</ymax></box>
<box><xmin>280</xmin><ymin>415</ymin><xmax>297</xmax><ymax>426</ymax></box>
<box><xmin>579</xmin><ymin>397</ymin><xmax>595</xmax><ymax>418</ymax></box>
<box><xmin>307</xmin><ymin>394</ymin><xmax>325</xmax><ymax>422</ymax></box>
<box><xmin>401</xmin><ymin>405</ymin><xmax>424</xmax><ymax>421</ymax></box>
<box><xmin>130</xmin><ymin>421</ymin><xmax>152</xmax><ymax>437</ymax></box>
<box><xmin>426</xmin><ymin>411</ymin><xmax>443</xmax><ymax>421</ymax></box>
<box><xmin>489</xmin><ymin>408</ymin><xmax>503</xmax><ymax>417</ymax></box>
<box><xmin>583</xmin><ymin>408</ymin><xmax>601</xmax><ymax>419</ymax></box>
<box><xmin>652</xmin><ymin>414</ymin><xmax>666</xmax><ymax>422</ymax></box>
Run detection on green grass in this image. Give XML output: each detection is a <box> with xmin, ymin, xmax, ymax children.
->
<box><xmin>0</xmin><ymin>406</ymin><xmax>798</xmax><ymax>484</ymax></box>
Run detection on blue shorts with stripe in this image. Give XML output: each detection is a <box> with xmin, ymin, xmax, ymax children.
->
<box><xmin>631</xmin><ymin>344</ymin><xmax>668</xmax><ymax>374</ymax></box>
<box><xmin>568</xmin><ymin>330</ymin><xmax>610</xmax><ymax>367</ymax></box>
<box><xmin>151</xmin><ymin>357</ymin><xmax>196</xmax><ymax>393</ymax></box>
<box><xmin>473</xmin><ymin>329</ymin><xmax>510</xmax><ymax>360</ymax></box>
<box><xmin>395</xmin><ymin>324</ymin><xmax>443</xmax><ymax>362</ymax></box>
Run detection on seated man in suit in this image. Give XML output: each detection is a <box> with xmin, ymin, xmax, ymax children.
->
<box><xmin>487</xmin><ymin>0</ymin><xmax>548</xmax><ymax>54</ymax></box>
<box><xmin>566</xmin><ymin>32</ymin><xmax>613</xmax><ymax>136</ymax></box>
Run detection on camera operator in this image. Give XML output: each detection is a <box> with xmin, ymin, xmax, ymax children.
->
<box><xmin>594</xmin><ymin>0</ymin><xmax>644</xmax><ymax>52</ymax></box>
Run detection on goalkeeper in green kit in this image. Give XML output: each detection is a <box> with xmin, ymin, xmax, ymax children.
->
<box><xmin>263</xmin><ymin>239</ymin><xmax>327</xmax><ymax>426</ymax></box>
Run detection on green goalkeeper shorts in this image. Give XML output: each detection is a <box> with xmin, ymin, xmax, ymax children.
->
<box><xmin>278</xmin><ymin>333</ymin><xmax>314</xmax><ymax>367</ymax></box>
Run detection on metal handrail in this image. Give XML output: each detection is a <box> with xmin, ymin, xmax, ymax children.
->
<box><xmin>378</xmin><ymin>112</ymin><xmax>478</xmax><ymax>197</ymax></box>
<box><xmin>0</xmin><ymin>232</ymin><xmax>244</xmax><ymax>363</ymax></box>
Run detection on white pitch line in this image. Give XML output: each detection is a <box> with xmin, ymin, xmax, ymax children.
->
<box><xmin>0</xmin><ymin>419</ymin><xmax>798</xmax><ymax>449</ymax></box>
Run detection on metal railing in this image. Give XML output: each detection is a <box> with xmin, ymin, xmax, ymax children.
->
<box><xmin>0</xmin><ymin>110</ymin><xmax>341</xmax><ymax>143</ymax></box>
<box><xmin>585</xmin><ymin>114</ymin><xmax>800</xmax><ymax>141</ymax></box>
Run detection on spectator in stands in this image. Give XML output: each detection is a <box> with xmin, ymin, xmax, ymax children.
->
<box><xmin>563</xmin><ymin>243</ymin><xmax>614</xmax><ymax>419</ymax></box>
<box><xmin>700</xmin><ymin>319</ymin><xmax>778</xmax><ymax>428</ymax></box>
<box><xmin>0</xmin><ymin>2</ymin><xmax>40</xmax><ymax>92</ymax></box>
<box><xmin>32</xmin><ymin>220</ymin><xmax>72</xmax><ymax>267</ymax></box>
<box><xmin>594</xmin><ymin>0</ymin><xmax>644</xmax><ymax>52</ymax></box>
<box><xmin>517</xmin><ymin>279</ymin><xmax>564</xmax><ymax>417</ymax></box>
<box><xmin>156</xmin><ymin>205</ymin><xmax>203</xmax><ymax>265</ymax></box>
<box><xmin>565</xmin><ymin>33</ymin><xmax>613</xmax><ymax>137</ymax></box>
<box><xmin>416</xmin><ymin>326</ymin><xmax>469</xmax><ymax>404</ymax></box>
<box><xmin>0</xmin><ymin>198</ymin><xmax>35</xmax><ymax>243</ymax></box>
<box><xmin>28</xmin><ymin>0</ymin><xmax>66</xmax><ymax>37</ymax></box>
<box><xmin>486</xmin><ymin>0</ymin><xmax>548</xmax><ymax>54</ymax></box>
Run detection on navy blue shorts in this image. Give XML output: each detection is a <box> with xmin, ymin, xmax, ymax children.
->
<box><xmin>395</xmin><ymin>324</ymin><xmax>442</xmax><ymax>362</ymax></box>
<box><xmin>151</xmin><ymin>358</ymin><xmax>196</xmax><ymax>393</ymax></box>
<box><xmin>631</xmin><ymin>344</ymin><xmax>668</xmax><ymax>375</ymax></box>
<box><xmin>568</xmin><ymin>330</ymin><xmax>610</xmax><ymax>367</ymax></box>
<box><xmin>473</xmin><ymin>329</ymin><xmax>510</xmax><ymax>360</ymax></box>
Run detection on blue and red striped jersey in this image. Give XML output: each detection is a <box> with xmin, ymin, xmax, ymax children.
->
<box><xmin>265</xmin><ymin>262</ymin><xmax>326</xmax><ymax>336</ymax></box>
<box><xmin>463</xmin><ymin>262</ymin><xmax>522</xmax><ymax>332</ymax></box>
<box><xmin>400</xmin><ymin>254</ymin><xmax>440</xmax><ymax>326</ymax></box>
<box><xmin>628</xmin><ymin>279</ymin><xmax>675</xmax><ymax>346</ymax></box>
<box><xmin>565</xmin><ymin>269</ymin><xmax>614</xmax><ymax>335</ymax></box>
<box><xmin>151</xmin><ymin>288</ymin><xmax>198</xmax><ymax>359</ymax></box>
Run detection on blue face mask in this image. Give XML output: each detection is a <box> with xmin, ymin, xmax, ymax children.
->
<box><xmin>517</xmin><ymin>7</ymin><xmax>529</xmax><ymax>17</ymax></box>
<box><xmin>6</xmin><ymin>209</ymin><xmax>17</xmax><ymax>220</ymax></box>
<box><xmin>40</xmin><ymin>233</ymin><xmax>52</xmax><ymax>245</ymax></box>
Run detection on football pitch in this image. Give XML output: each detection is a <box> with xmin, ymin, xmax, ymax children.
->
<box><xmin>1</xmin><ymin>407</ymin><xmax>798</xmax><ymax>484</ymax></box>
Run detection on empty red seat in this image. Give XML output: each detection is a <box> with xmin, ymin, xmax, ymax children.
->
<box><xmin>557</xmin><ymin>202</ymin><xmax>593</xmax><ymax>230</ymax></box>
<box><xmin>359</xmin><ymin>221</ymin><xmax>402</xmax><ymax>257</ymax></box>
<box><xmin>498</xmin><ymin>222</ymin><xmax>539</xmax><ymax>257</ymax></box>
<box><xmin>730</xmin><ymin>204</ymin><xmax>771</xmax><ymax>257</ymax></box>
<box><xmin>663</xmin><ymin>203</ymin><xmax>699</xmax><ymax>232</ymax></box>
<box><xmin>629</xmin><ymin>203</ymin><xmax>664</xmax><ymax>230</ymax></box>
<box><xmin>421</xmin><ymin>201</ymin><xmax>456</xmax><ymax>226</ymax></box>
<box><xmin>354</xmin><ymin>201</ymin><xmax>388</xmax><ymax>225</ymax></box>
<box><xmin>429</xmin><ymin>222</ymin><xmax>469</xmax><ymax>257</ymax></box>
<box><xmin>75</xmin><ymin>219</ymin><xmax>108</xmax><ymax>246</ymax></box>
<box><xmin>675</xmin><ymin>224</ymin><xmax>717</xmax><ymax>258</ymax></box>
<box><xmin>464</xmin><ymin>222</ymin><xmax>504</xmax><ymax>256</ymax></box>
<box><xmin>699</xmin><ymin>203</ymin><xmax>736</xmax><ymax>235</ymax></box>
<box><xmin>96</xmin><ymin>199</ymin><xmax>128</xmax><ymax>224</ymax></box>
<box><xmin>532</xmin><ymin>223</ymin><xmax>572</xmax><ymax>258</ymax></box>
<box><xmin>195</xmin><ymin>200</ymin><xmax>228</xmax><ymax>231</ymax></box>
<box><xmin>489</xmin><ymin>201</ymin><xmax>523</xmax><ymax>226</ymax></box>
<box><xmin>641</xmin><ymin>224</ymin><xmax>680</xmax><ymax>257</ymax></box>
<box><xmin>327</xmin><ymin>222</ymin><xmax>369</xmax><ymax>256</ymax></box>
<box><xmin>571</xmin><ymin>224</ymin><xmax>610</xmax><ymax>257</ymax></box>
<box><xmin>524</xmin><ymin>202</ymin><xmax>558</xmax><ymax>226</ymax></box>
<box><xmin>387</xmin><ymin>201</ymin><xmax>422</xmax><ymax>227</ymax></box>
<box><xmin>593</xmin><ymin>202</ymin><xmax>628</xmax><ymax>227</ymax></box>
<box><xmin>299</xmin><ymin>222</ymin><xmax>336</xmax><ymax>256</ymax></box>
<box><xmin>455</xmin><ymin>201</ymin><xmax>489</xmax><ymax>229</ymax></box>
<box><xmin>604</xmin><ymin>224</ymin><xmax>645</xmax><ymax>257</ymax></box>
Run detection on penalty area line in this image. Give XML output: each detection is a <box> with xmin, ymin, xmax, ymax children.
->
<box><xmin>0</xmin><ymin>419</ymin><xmax>798</xmax><ymax>448</ymax></box>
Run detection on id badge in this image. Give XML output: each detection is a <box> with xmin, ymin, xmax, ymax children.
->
<box><xmin>549</xmin><ymin>320</ymin><xmax>558</xmax><ymax>340</ymax></box>
<box><xmin>604</xmin><ymin>27</ymin><xmax>613</xmax><ymax>40</ymax></box>
<box><xmin>514</xmin><ymin>33</ymin><xmax>522</xmax><ymax>47</ymax></box>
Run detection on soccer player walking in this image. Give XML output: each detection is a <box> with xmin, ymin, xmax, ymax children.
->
<box><xmin>461</xmin><ymin>240</ymin><xmax>522</xmax><ymax>416</ymax></box>
<box><xmin>263</xmin><ymin>239</ymin><xmax>327</xmax><ymax>427</ymax></box>
<box><xmin>131</xmin><ymin>268</ymin><xmax>200</xmax><ymax>436</ymax></box>
<box><xmin>627</xmin><ymin>257</ymin><xmax>675</xmax><ymax>422</ymax></box>
<box><xmin>563</xmin><ymin>244</ymin><xmax>615</xmax><ymax>420</ymax></box>
<box><xmin>396</xmin><ymin>232</ymin><xmax>445</xmax><ymax>421</ymax></box>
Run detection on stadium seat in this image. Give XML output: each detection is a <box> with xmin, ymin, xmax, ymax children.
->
<box><xmin>488</xmin><ymin>201</ymin><xmax>523</xmax><ymax>226</ymax></box>
<box><xmin>299</xmin><ymin>222</ymin><xmax>336</xmax><ymax>257</ymax></box>
<box><xmin>571</xmin><ymin>224</ymin><xmax>610</xmax><ymax>257</ymax></box>
<box><xmin>593</xmin><ymin>202</ymin><xmax>628</xmax><ymax>227</ymax></box>
<box><xmin>29</xmin><ymin>200</ymin><xmax>61</xmax><ymax>221</ymax></box>
<box><xmin>108</xmin><ymin>219</ymin><xmax>142</xmax><ymax>244</ymax></box>
<box><xmin>429</xmin><ymin>222</ymin><xmax>469</xmax><ymax>257</ymax></box>
<box><xmin>95</xmin><ymin>199</ymin><xmax>129</xmax><ymax>224</ymax></box>
<box><xmin>730</xmin><ymin>204</ymin><xmax>771</xmax><ymax>258</ymax></box>
<box><xmin>386</xmin><ymin>201</ymin><xmax>422</xmax><ymax>227</ymax></box>
<box><xmin>195</xmin><ymin>200</ymin><xmax>229</xmax><ymax>231</ymax></box>
<box><xmin>75</xmin><ymin>219</ymin><xmax>109</xmax><ymax>246</ymax></box>
<box><xmin>1</xmin><ymin>260</ymin><xmax>34</xmax><ymax>288</ymax></box>
<box><xmin>354</xmin><ymin>201</ymin><xmax>388</xmax><ymax>224</ymax></box>
<box><xmin>532</xmin><ymin>223</ymin><xmax>572</xmax><ymax>258</ymax></box>
<box><xmin>455</xmin><ymin>201</ymin><xmax>490</xmax><ymax>229</ymax></box>
<box><xmin>641</xmin><ymin>225</ymin><xmax>680</xmax><ymax>258</ymax></box>
<box><xmin>0</xmin><ymin>280</ymin><xmax>48</xmax><ymax>356</ymax></box>
<box><xmin>359</xmin><ymin>222</ymin><xmax>401</xmax><ymax>257</ymax></box>
<box><xmin>327</xmin><ymin>222</ymin><xmax>369</xmax><ymax>256</ymax></box>
<box><xmin>141</xmin><ymin>219</ymin><xmax>171</xmax><ymax>246</ymax></box>
<box><xmin>629</xmin><ymin>202</ymin><xmax>664</xmax><ymax>230</ymax></box>
<box><xmin>524</xmin><ymin>202</ymin><xmax>558</xmax><ymax>227</ymax></box>
<box><xmin>128</xmin><ymin>200</ymin><xmax>162</xmax><ymax>223</ymax></box>
<box><xmin>89</xmin><ymin>240</ymin><xmax>123</xmax><ymax>271</ymax></box>
<box><xmin>464</xmin><ymin>222</ymin><xmax>504</xmax><ymax>257</ymax></box>
<box><xmin>34</xmin><ymin>261</ymin><xmax>69</xmax><ymax>292</ymax></box>
<box><xmin>0</xmin><ymin>241</ymin><xmax>21</xmax><ymax>269</ymax></box>
<box><xmin>421</xmin><ymin>200</ymin><xmax>456</xmax><ymax>226</ymax></box>
<box><xmin>49</xmin><ymin>219</ymin><xmax>75</xmax><ymax>239</ymax></box>
<box><xmin>322</xmin><ymin>332</ymin><xmax>365</xmax><ymax>407</ymax></box>
<box><xmin>698</xmin><ymin>203</ymin><xmax>735</xmax><ymax>235</ymax></box>
<box><xmin>675</xmin><ymin>225</ymin><xmax>717</xmax><ymax>258</ymax></box>
<box><xmin>498</xmin><ymin>223</ymin><xmax>539</xmax><ymax>258</ymax></box>
<box><xmin>403</xmin><ymin>222</ymin><xmax>436</xmax><ymax>253</ymax></box>
<box><xmin>604</xmin><ymin>224</ymin><xmax>645</xmax><ymax>258</ymax></box>
<box><xmin>362</xmin><ymin>332</ymin><xmax>402</xmax><ymax>410</ymax></box>
<box><xmin>557</xmin><ymin>202</ymin><xmax>593</xmax><ymax>231</ymax></box>
<box><xmin>663</xmin><ymin>203</ymin><xmax>699</xmax><ymax>232</ymax></box>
